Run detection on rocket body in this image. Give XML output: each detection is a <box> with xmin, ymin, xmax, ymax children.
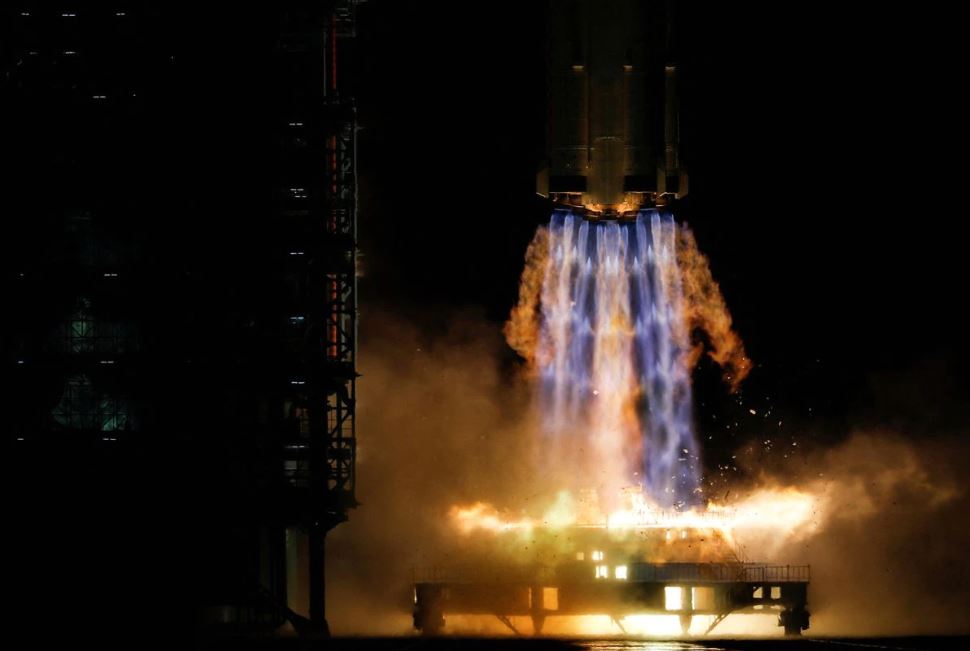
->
<box><xmin>540</xmin><ymin>0</ymin><xmax>686</xmax><ymax>216</ymax></box>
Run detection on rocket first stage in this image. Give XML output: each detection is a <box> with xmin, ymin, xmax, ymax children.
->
<box><xmin>538</xmin><ymin>0</ymin><xmax>687</xmax><ymax>218</ymax></box>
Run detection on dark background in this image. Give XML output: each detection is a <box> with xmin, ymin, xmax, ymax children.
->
<box><xmin>3</xmin><ymin>0</ymin><xmax>967</xmax><ymax>645</ymax></box>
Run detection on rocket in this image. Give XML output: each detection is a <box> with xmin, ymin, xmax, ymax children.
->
<box><xmin>537</xmin><ymin>0</ymin><xmax>687</xmax><ymax>218</ymax></box>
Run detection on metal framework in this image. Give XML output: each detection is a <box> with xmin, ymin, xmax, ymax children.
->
<box><xmin>277</xmin><ymin>1</ymin><xmax>360</xmax><ymax>634</ymax></box>
<box><xmin>51</xmin><ymin>374</ymin><xmax>129</xmax><ymax>433</ymax></box>
<box><xmin>278</xmin><ymin>2</ymin><xmax>358</xmax><ymax>514</ymax></box>
<box><xmin>414</xmin><ymin>562</ymin><xmax>811</xmax><ymax>636</ymax></box>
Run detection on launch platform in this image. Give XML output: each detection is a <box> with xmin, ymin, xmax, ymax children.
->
<box><xmin>414</xmin><ymin>561</ymin><xmax>810</xmax><ymax>636</ymax></box>
<box><xmin>412</xmin><ymin>523</ymin><xmax>810</xmax><ymax>637</ymax></box>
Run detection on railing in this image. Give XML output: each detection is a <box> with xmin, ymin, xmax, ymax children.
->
<box><xmin>739</xmin><ymin>564</ymin><xmax>811</xmax><ymax>582</ymax></box>
<box><xmin>633</xmin><ymin>563</ymin><xmax>810</xmax><ymax>583</ymax></box>
<box><xmin>413</xmin><ymin>562</ymin><xmax>810</xmax><ymax>585</ymax></box>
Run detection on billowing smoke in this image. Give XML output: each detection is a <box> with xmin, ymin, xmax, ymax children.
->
<box><xmin>326</xmin><ymin>306</ymin><xmax>970</xmax><ymax>635</ymax></box>
<box><xmin>731</xmin><ymin>431</ymin><xmax>970</xmax><ymax>636</ymax></box>
<box><xmin>325</xmin><ymin>310</ymin><xmax>541</xmax><ymax>634</ymax></box>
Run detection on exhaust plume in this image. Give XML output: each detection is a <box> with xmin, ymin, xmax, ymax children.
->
<box><xmin>504</xmin><ymin>226</ymin><xmax>549</xmax><ymax>369</ymax></box>
<box><xmin>504</xmin><ymin>210</ymin><xmax>748</xmax><ymax>508</ymax></box>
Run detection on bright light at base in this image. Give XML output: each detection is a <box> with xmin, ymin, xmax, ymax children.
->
<box><xmin>438</xmin><ymin>613</ymin><xmax>788</xmax><ymax>637</ymax></box>
<box><xmin>664</xmin><ymin>586</ymin><xmax>683</xmax><ymax>610</ymax></box>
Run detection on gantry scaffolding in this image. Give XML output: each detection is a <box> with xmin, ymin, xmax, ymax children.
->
<box><xmin>3</xmin><ymin>2</ymin><xmax>362</xmax><ymax>638</ymax></box>
<box><xmin>276</xmin><ymin>0</ymin><xmax>360</xmax><ymax>635</ymax></box>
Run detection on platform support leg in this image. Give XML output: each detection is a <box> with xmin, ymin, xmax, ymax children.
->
<box><xmin>680</xmin><ymin>613</ymin><xmax>692</xmax><ymax>635</ymax></box>
<box><xmin>705</xmin><ymin>611</ymin><xmax>731</xmax><ymax>635</ymax></box>
<box><xmin>779</xmin><ymin>607</ymin><xmax>810</xmax><ymax>636</ymax></box>
<box><xmin>413</xmin><ymin>587</ymin><xmax>445</xmax><ymax>636</ymax></box>
<box><xmin>414</xmin><ymin>609</ymin><xmax>444</xmax><ymax>636</ymax></box>
<box><xmin>496</xmin><ymin>614</ymin><xmax>520</xmax><ymax>636</ymax></box>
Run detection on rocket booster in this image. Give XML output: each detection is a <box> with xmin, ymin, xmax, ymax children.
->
<box><xmin>538</xmin><ymin>0</ymin><xmax>687</xmax><ymax>217</ymax></box>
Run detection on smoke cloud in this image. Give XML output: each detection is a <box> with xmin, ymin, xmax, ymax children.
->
<box><xmin>326</xmin><ymin>308</ymin><xmax>970</xmax><ymax>636</ymax></box>
<box><xmin>734</xmin><ymin>431</ymin><xmax>970</xmax><ymax>636</ymax></box>
<box><xmin>325</xmin><ymin>309</ymin><xmax>541</xmax><ymax>634</ymax></box>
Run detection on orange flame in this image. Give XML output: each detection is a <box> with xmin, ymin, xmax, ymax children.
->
<box><xmin>677</xmin><ymin>226</ymin><xmax>752</xmax><ymax>392</ymax></box>
<box><xmin>504</xmin><ymin>226</ymin><xmax>549</xmax><ymax>370</ymax></box>
<box><xmin>506</xmin><ymin>222</ymin><xmax>751</xmax><ymax>392</ymax></box>
<box><xmin>449</xmin><ymin>502</ymin><xmax>533</xmax><ymax>535</ymax></box>
<box><xmin>449</xmin><ymin>486</ymin><xmax>819</xmax><ymax>545</ymax></box>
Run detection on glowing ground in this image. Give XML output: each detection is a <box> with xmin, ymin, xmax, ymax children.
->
<box><xmin>198</xmin><ymin>635</ymin><xmax>970</xmax><ymax>651</ymax></box>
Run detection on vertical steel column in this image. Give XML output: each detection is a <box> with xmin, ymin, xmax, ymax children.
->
<box><xmin>278</xmin><ymin>0</ymin><xmax>359</xmax><ymax>635</ymax></box>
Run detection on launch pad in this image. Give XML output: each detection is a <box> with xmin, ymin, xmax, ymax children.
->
<box><xmin>414</xmin><ymin>561</ymin><xmax>810</xmax><ymax>636</ymax></box>
<box><xmin>413</xmin><ymin>525</ymin><xmax>811</xmax><ymax>637</ymax></box>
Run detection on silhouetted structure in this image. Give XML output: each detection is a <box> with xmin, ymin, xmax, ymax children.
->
<box><xmin>414</xmin><ymin>528</ymin><xmax>811</xmax><ymax>636</ymax></box>
<box><xmin>274</xmin><ymin>1</ymin><xmax>360</xmax><ymax>635</ymax></box>
<box><xmin>3</xmin><ymin>1</ymin><xmax>359</xmax><ymax>638</ymax></box>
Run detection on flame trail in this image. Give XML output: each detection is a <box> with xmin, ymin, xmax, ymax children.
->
<box><xmin>532</xmin><ymin>209</ymin><xmax>700</xmax><ymax>508</ymax></box>
<box><xmin>677</xmin><ymin>226</ymin><xmax>752</xmax><ymax>392</ymax></box>
<box><xmin>504</xmin><ymin>226</ymin><xmax>549</xmax><ymax>369</ymax></box>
